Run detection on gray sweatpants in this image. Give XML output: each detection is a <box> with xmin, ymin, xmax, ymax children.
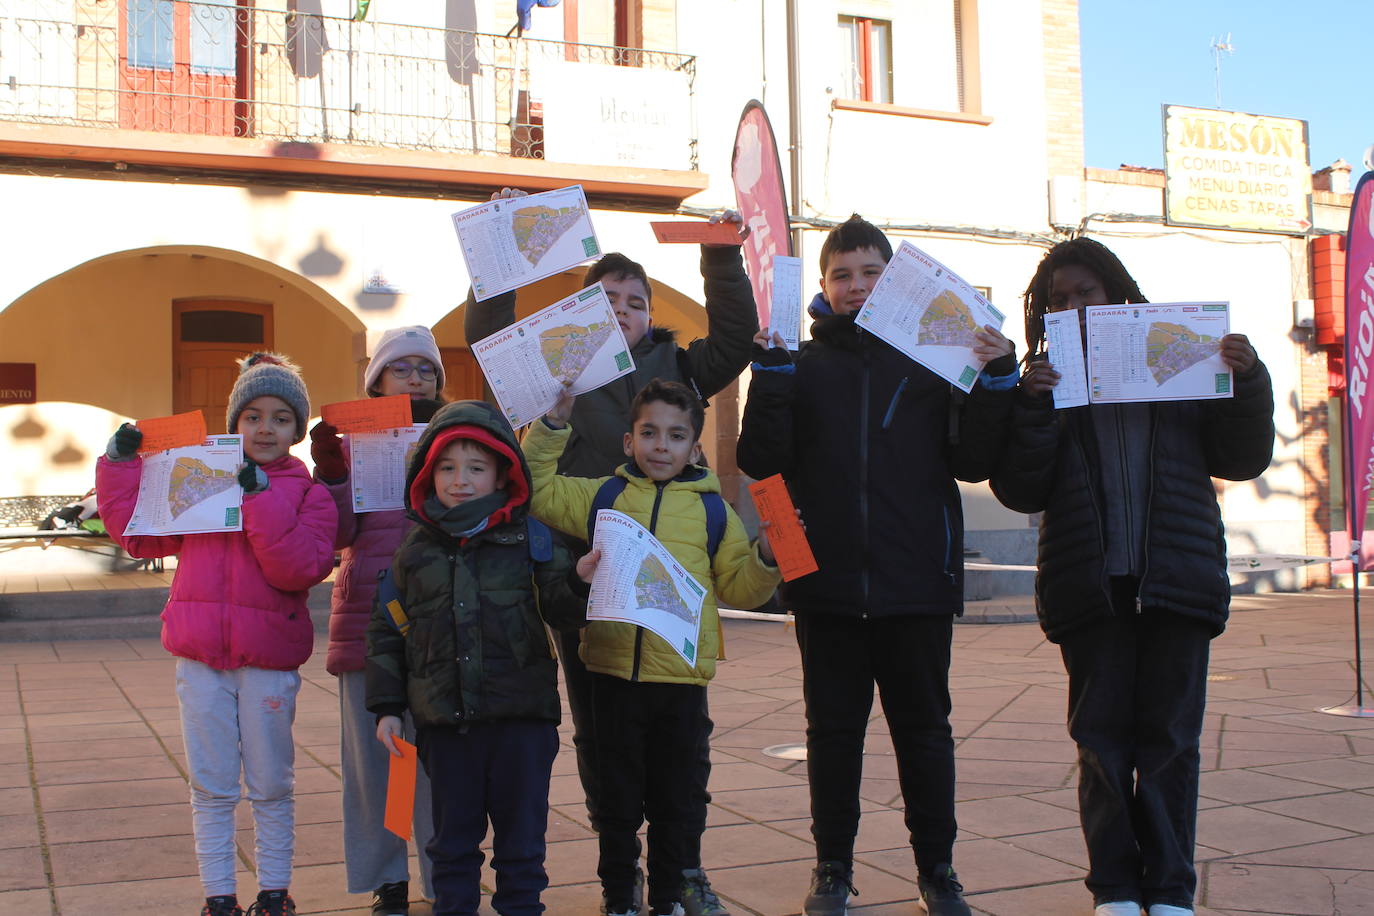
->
<box><xmin>176</xmin><ymin>658</ymin><xmax>300</xmax><ymax>896</ymax></box>
<box><xmin>339</xmin><ymin>670</ymin><xmax>435</xmax><ymax>897</ymax></box>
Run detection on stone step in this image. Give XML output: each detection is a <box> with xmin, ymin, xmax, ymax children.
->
<box><xmin>0</xmin><ymin>582</ymin><xmax>335</xmax><ymax>641</ymax></box>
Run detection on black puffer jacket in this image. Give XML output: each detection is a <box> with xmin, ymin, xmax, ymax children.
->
<box><xmin>464</xmin><ymin>246</ymin><xmax>759</xmax><ymax>478</ymax></box>
<box><xmin>736</xmin><ymin>311</ymin><xmax>1014</xmax><ymax>618</ymax></box>
<box><xmin>990</xmin><ymin>363</ymin><xmax>1274</xmax><ymax>642</ymax></box>
<box><xmin>365</xmin><ymin>401</ymin><xmax>588</xmax><ymax>728</ymax></box>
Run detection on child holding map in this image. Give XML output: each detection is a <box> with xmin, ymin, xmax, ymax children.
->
<box><xmin>990</xmin><ymin>237</ymin><xmax>1274</xmax><ymax>916</ymax></box>
<box><xmin>365</xmin><ymin>400</ymin><xmax>594</xmax><ymax>916</ymax></box>
<box><xmin>465</xmin><ymin>187</ymin><xmax>758</xmax><ymax>916</ymax></box>
<box><xmin>735</xmin><ymin>215</ymin><xmax>1016</xmax><ymax>916</ymax></box>
<box><xmin>526</xmin><ymin>379</ymin><xmax>780</xmax><ymax>916</ymax></box>
<box><xmin>96</xmin><ymin>353</ymin><xmax>337</xmax><ymax>916</ymax></box>
<box><xmin>308</xmin><ymin>325</ymin><xmax>445</xmax><ymax>915</ymax></box>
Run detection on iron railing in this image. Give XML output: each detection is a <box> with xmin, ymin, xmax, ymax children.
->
<box><xmin>0</xmin><ymin>0</ymin><xmax>697</xmax><ymax>165</ymax></box>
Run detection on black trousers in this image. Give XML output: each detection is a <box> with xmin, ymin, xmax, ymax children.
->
<box><xmin>558</xmin><ymin>626</ymin><xmax>713</xmax><ymax>866</ymax></box>
<box><xmin>591</xmin><ymin>673</ymin><xmax>709</xmax><ymax>912</ymax></box>
<box><xmin>417</xmin><ymin>721</ymin><xmax>558</xmax><ymax>916</ymax></box>
<box><xmin>1059</xmin><ymin>581</ymin><xmax>1212</xmax><ymax>910</ymax></box>
<box><xmin>794</xmin><ymin>612</ymin><xmax>957</xmax><ymax>874</ymax></box>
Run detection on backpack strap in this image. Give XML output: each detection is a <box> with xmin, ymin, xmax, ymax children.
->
<box><xmin>526</xmin><ymin>516</ymin><xmax>553</xmax><ymax>565</ymax></box>
<box><xmin>586</xmin><ymin>476</ymin><xmax>630</xmax><ymax>544</ymax></box>
<box><xmin>700</xmin><ymin>491</ymin><xmax>727</xmax><ymax>560</ymax></box>
<box><xmin>375</xmin><ymin>568</ymin><xmax>410</xmax><ymax>636</ymax></box>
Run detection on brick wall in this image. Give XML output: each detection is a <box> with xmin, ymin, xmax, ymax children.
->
<box><xmin>1041</xmin><ymin>0</ymin><xmax>1084</xmax><ymax>179</ymax></box>
<box><xmin>1300</xmin><ymin>343</ymin><xmax>1334</xmax><ymax>588</ymax></box>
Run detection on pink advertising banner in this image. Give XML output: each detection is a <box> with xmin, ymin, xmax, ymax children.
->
<box><xmin>731</xmin><ymin>101</ymin><xmax>792</xmax><ymax>328</ymax></box>
<box><xmin>1345</xmin><ymin>171</ymin><xmax>1374</xmax><ymax>567</ymax></box>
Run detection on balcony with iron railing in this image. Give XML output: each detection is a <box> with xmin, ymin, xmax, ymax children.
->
<box><xmin>0</xmin><ymin>1</ymin><xmax>703</xmax><ymax>200</ymax></box>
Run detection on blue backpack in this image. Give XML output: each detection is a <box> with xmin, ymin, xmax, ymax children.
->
<box><xmin>585</xmin><ymin>477</ymin><xmax>727</xmax><ymax>560</ymax></box>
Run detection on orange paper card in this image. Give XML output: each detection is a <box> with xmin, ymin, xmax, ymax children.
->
<box><xmin>322</xmin><ymin>395</ymin><xmax>411</xmax><ymax>433</ymax></box>
<box><xmin>136</xmin><ymin>411</ymin><xmax>207</xmax><ymax>454</ymax></box>
<box><xmin>384</xmin><ymin>737</ymin><xmax>418</xmax><ymax>840</ymax></box>
<box><xmin>650</xmin><ymin>221</ymin><xmax>744</xmax><ymax>245</ymax></box>
<box><xmin>748</xmin><ymin>474</ymin><xmax>819</xmax><ymax>582</ymax></box>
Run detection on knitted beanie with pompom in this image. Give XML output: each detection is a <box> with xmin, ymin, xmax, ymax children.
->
<box><xmin>226</xmin><ymin>352</ymin><xmax>311</xmax><ymax>444</ymax></box>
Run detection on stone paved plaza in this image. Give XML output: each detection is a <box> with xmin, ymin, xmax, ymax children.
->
<box><xmin>2</xmin><ymin>591</ymin><xmax>1373</xmax><ymax>915</ymax></box>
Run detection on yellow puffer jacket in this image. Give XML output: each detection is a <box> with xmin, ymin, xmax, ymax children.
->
<box><xmin>525</xmin><ymin>420</ymin><xmax>780</xmax><ymax>685</ymax></box>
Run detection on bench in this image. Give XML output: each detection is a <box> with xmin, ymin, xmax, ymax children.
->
<box><xmin>0</xmin><ymin>495</ymin><xmax>162</xmax><ymax>571</ymax></box>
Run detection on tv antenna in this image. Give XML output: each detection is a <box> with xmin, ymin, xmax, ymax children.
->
<box><xmin>1210</xmin><ymin>33</ymin><xmax>1234</xmax><ymax>108</ymax></box>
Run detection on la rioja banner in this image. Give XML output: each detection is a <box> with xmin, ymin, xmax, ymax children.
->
<box><xmin>1346</xmin><ymin>171</ymin><xmax>1374</xmax><ymax>566</ymax></box>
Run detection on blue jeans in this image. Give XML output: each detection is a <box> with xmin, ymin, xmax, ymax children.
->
<box><xmin>1059</xmin><ymin>584</ymin><xmax>1211</xmax><ymax>910</ymax></box>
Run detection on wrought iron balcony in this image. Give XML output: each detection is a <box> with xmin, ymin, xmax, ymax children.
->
<box><xmin>0</xmin><ymin>1</ymin><xmax>698</xmax><ymax>166</ymax></box>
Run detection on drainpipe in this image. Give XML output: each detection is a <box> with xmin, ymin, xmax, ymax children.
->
<box><xmin>785</xmin><ymin>0</ymin><xmax>804</xmax><ymax>256</ymax></box>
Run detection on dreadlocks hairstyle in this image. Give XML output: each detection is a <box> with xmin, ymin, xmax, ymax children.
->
<box><xmin>1022</xmin><ymin>237</ymin><xmax>1147</xmax><ymax>359</ymax></box>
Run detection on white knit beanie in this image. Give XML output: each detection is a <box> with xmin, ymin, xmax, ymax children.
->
<box><xmin>365</xmin><ymin>325</ymin><xmax>444</xmax><ymax>396</ymax></box>
<box><xmin>226</xmin><ymin>352</ymin><xmax>311</xmax><ymax>443</ymax></box>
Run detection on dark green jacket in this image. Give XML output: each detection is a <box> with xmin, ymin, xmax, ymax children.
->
<box><xmin>365</xmin><ymin>401</ymin><xmax>587</xmax><ymax>728</ymax></box>
<box><xmin>464</xmin><ymin>246</ymin><xmax>759</xmax><ymax>478</ymax></box>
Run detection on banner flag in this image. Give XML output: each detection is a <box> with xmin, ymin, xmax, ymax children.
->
<box><xmin>731</xmin><ymin>101</ymin><xmax>792</xmax><ymax>328</ymax></box>
<box><xmin>1345</xmin><ymin>171</ymin><xmax>1374</xmax><ymax>567</ymax></box>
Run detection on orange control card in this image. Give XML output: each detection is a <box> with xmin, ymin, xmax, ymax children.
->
<box><xmin>136</xmin><ymin>410</ymin><xmax>207</xmax><ymax>454</ymax></box>
<box><xmin>650</xmin><ymin>221</ymin><xmax>745</xmax><ymax>246</ymax></box>
<box><xmin>384</xmin><ymin>737</ymin><xmax>418</xmax><ymax>840</ymax></box>
<box><xmin>322</xmin><ymin>395</ymin><xmax>411</xmax><ymax>433</ymax></box>
<box><xmin>748</xmin><ymin>474</ymin><xmax>818</xmax><ymax>582</ymax></box>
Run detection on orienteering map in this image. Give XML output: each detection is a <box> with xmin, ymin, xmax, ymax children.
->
<box><xmin>452</xmin><ymin>185</ymin><xmax>601</xmax><ymax>301</ymax></box>
<box><xmin>472</xmin><ymin>282</ymin><xmax>634</xmax><ymax>429</ymax></box>
<box><xmin>126</xmin><ymin>436</ymin><xmax>244</xmax><ymax>536</ymax></box>
<box><xmin>1087</xmin><ymin>303</ymin><xmax>1232</xmax><ymax>403</ymax></box>
<box><xmin>588</xmin><ymin>510</ymin><xmax>706</xmax><ymax>666</ymax></box>
<box><xmin>855</xmin><ymin>241</ymin><xmax>1005</xmax><ymax>392</ymax></box>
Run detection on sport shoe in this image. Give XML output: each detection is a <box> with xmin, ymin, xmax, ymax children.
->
<box><xmin>803</xmin><ymin>860</ymin><xmax>856</xmax><ymax>916</ymax></box>
<box><xmin>917</xmin><ymin>864</ymin><xmax>970</xmax><ymax>916</ymax></box>
<box><xmin>1147</xmin><ymin>906</ymin><xmax>1192</xmax><ymax>916</ymax></box>
<box><xmin>649</xmin><ymin>906</ymin><xmax>685</xmax><ymax>916</ymax></box>
<box><xmin>201</xmin><ymin>896</ymin><xmax>243</xmax><ymax>916</ymax></box>
<box><xmin>602</xmin><ymin>864</ymin><xmax>646</xmax><ymax>915</ymax></box>
<box><xmin>372</xmin><ymin>880</ymin><xmax>409</xmax><ymax>916</ymax></box>
<box><xmin>680</xmin><ymin>868</ymin><xmax>730</xmax><ymax>916</ymax></box>
<box><xmin>605</xmin><ymin>907</ymin><xmax>641</xmax><ymax>916</ymax></box>
<box><xmin>245</xmin><ymin>889</ymin><xmax>296</xmax><ymax>916</ymax></box>
<box><xmin>1095</xmin><ymin>904</ymin><xmax>1142</xmax><ymax>916</ymax></box>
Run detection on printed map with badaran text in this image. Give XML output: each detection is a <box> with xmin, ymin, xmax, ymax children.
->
<box><xmin>635</xmin><ymin>554</ymin><xmax>698</xmax><ymax>625</ymax></box>
<box><xmin>540</xmin><ymin>321</ymin><xmax>616</xmax><ymax>384</ymax></box>
<box><xmin>916</xmin><ymin>290</ymin><xmax>980</xmax><ymax>348</ymax></box>
<box><xmin>168</xmin><ymin>457</ymin><xmax>238</xmax><ymax>519</ymax></box>
<box><xmin>1147</xmin><ymin>323</ymin><xmax>1220</xmax><ymax>386</ymax></box>
<box><xmin>512</xmin><ymin>205</ymin><xmax>585</xmax><ymax>267</ymax></box>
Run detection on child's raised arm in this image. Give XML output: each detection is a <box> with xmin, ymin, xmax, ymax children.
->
<box><xmin>736</xmin><ymin>329</ymin><xmax>797</xmax><ymax>480</ymax></box>
<box><xmin>523</xmin><ymin>407</ymin><xmax>604</xmax><ymax>540</ymax></box>
<box><xmin>242</xmin><ymin>478</ymin><xmax>338</xmax><ymax>592</ymax></box>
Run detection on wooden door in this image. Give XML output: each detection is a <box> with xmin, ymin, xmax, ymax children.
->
<box><xmin>174</xmin><ymin>301</ymin><xmax>273</xmax><ymax>434</ymax></box>
<box><xmin>120</xmin><ymin>0</ymin><xmax>245</xmax><ymax>135</ymax></box>
<box><xmin>438</xmin><ymin>347</ymin><xmax>486</xmax><ymax>403</ymax></box>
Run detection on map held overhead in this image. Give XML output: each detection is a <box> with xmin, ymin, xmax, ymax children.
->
<box><xmin>512</xmin><ymin>206</ymin><xmax>585</xmax><ymax>267</ymax></box>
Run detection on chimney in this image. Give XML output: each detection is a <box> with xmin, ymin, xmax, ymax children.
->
<box><xmin>1313</xmin><ymin>159</ymin><xmax>1352</xmax><ymax>194</ymax></box>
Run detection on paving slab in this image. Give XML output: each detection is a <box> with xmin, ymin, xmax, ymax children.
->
<box><xmin>1</xmin><ymin>590</ymin><xmax>1373</xmax><ymax>914</ymax></box>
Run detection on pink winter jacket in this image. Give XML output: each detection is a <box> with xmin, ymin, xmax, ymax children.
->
<box><xmin>320</xmin><ymin>461</ymin><xmax>411</xmax><ymax>674</ymax></box>
<box><xmin>96</xmin><ymin>453</ymin><xmax>338</xmax><ymax>671</ymax></box>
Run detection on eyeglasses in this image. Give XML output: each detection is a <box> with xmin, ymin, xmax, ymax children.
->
<box><xmin>386</xmin><ymin>360</ymin><xmax>438</xmax><ymax>381</ymax></box>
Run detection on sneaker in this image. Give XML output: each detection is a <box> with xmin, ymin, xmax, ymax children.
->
<box><xmin>917</xmin><ymin>864</ymin><xmax>970</xmax><ymax>916</ymax></box>
<box><xmin>680</xmin><ymin>868</ymin><xmax>730</xmax><ymax>916</ymax></box>
<box><xmin>245</xmin><ymin>889</ymin><xmax>295</xmax><ymax>916</ymax></box>
<box><xmin>803</xmin><ymin>860</ymin><xmax>856</xmax><ymax>916</ymax></box>
<box><xmin>605</xmin><ymin>908</ymin><xmax>641</xmax><ymax>916</ymax></box>
<box><xmin>372</xmin><ymin>881</ymin><xmax>409</xmax><ymax>916</ymax></box>
<box><xmin>602</xmin><ymin>864</ymin><xmax>646</xmax><ymax>916</ymax></box>
<box><xmin>649</xmin><ymin>906</ymin><xmax>685</xmax><ymax>916</ymax></box>
<box><xmin>1147</xmin><ymin>906</ymin><xmax>1193</xmax><ymax>916</ymax></box>
<box><xmin>201</xmin><ymin>896</ymin><xmax>243</xmax><ymax>916</ymax></box>
<box><xmin>1095</xmin><ymin>904</ymin><xmax>1143</xmax><ymax>916</ymax></box>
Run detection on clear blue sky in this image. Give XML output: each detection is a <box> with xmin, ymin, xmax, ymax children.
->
<box><xmin>1080</xmin><ymin>1</ymin><xmax>1371</xmax><ymax>176</ymax></box>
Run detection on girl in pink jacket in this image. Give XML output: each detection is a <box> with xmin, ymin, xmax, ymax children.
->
<box><xmin>96</xmin><ymin>353</ymin><xmax>337</xmax><ymax>916</ymax></box>
<box><xmin>307</xmin><ymin>326</ymin><xmax>443</xmax><ymax>915</ymax></box>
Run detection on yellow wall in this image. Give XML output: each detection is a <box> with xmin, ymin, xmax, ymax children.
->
<box><xmin>2</xmin><ymin>249</ymin><xmax>365</xmax><ymax>496</ymax></box>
